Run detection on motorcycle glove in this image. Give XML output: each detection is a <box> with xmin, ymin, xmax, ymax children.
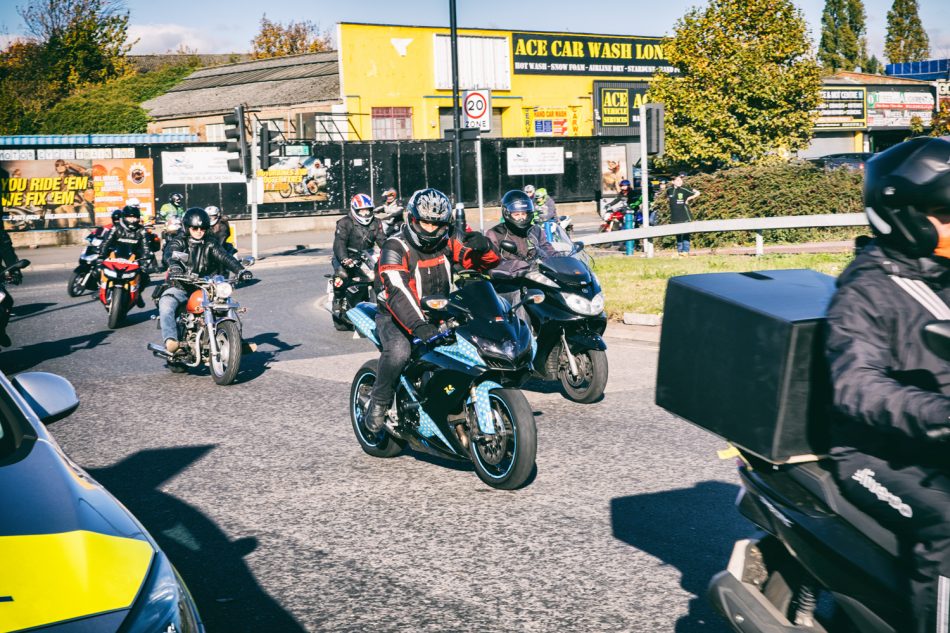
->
<box><xmin>342</xmin><ymin>258</ymin><xmax>356</xmax><ymax>268</ymax></box>
<box><xmin>5</xmin><ymin>270</ymin><xmax>22</xmax><ymax>286</ymax></box>
<box><xmin>412</xmin><ymin>323</ymin><xmax>440</xmax><ymax>345</ymax></box>
<box><xmin>463</xmin><ymin>231</ymin><xmax>491</xmax><ymax>254</ymax></box>
<box><xmin>238</xmin><ymin>270</ymin><xmax>253</xmax><ymax>282</ymax></box>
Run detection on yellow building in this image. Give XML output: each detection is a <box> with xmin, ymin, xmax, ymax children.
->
<box><xmin>337</xmin><ymin>22</ymin><xmax>671</xmax><ymax>140</ymax></box>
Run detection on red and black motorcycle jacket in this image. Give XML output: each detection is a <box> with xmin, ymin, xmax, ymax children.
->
<box><xmin>375</xmin><ymin>229</ymin><xmax>500</xmax><ymax>336</ymax></box>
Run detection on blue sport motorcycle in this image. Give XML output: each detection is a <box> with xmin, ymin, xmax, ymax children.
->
<box><xmin>346</xmin><ymin>275</ymin><xmax>540</xmax><ymax>490</ymax></box>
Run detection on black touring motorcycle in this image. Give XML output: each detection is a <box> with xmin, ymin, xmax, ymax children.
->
<box><xmin>0</xmin><ymin>259</ymin><xmax>30</xmax><ymax>348</ymax></box>
<box><xmin>347</xmin><ymin>273</ymin><xmax>540</xmax><ymax>490</ymax></box>
<box><xmin>655</xmin><ymin>269</ymin><xmax>938</xmax><ymax>633</ymax></box>
<box><xmin>491</xmin><ymin>220</ymin><xmax>608</xmax><ymax>403</ymax></box>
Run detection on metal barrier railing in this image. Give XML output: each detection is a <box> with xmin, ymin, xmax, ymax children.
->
<box><xmin>575</xmin><ymin>212</ymin><xmax>869</xmax><ymax>256</ymax></box>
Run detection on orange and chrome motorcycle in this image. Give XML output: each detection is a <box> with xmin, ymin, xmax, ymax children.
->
<box><xmin>98</xmin><ymin>251</ymin><xmax>143</xmax><ymax>329</ymax></box>
<box><xmin>147</xmin><ymin>266</ymin><xmax>253</xmax><ymax>386</ymax></box>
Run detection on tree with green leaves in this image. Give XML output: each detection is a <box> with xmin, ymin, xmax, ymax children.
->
<box><xmin>865</xmin><ymin>54</ymin><xmax>882</xmax><ymax>74</ymax></box>
<box><xmin>647</xmin><ymin>0</ymin><xmax>822</xmax><ymax>171</ymax></box>
<box><xmin>884</xmin><ymin>0</ymin><xmax>930</xmax><ymax>63</ymax></box>
<box><xmin>251</xmin><ymin>15</ymin><xmax>332</xmax><ymax>59</ymax></box>
<box><xmin>931</xmin><ymin>102</ymin><xmax>950</xmax><ymax>137</ymax></box>
<box><xmin>819</xmin><ymin>0</ymin><xmax>868</xmax><ymax>72</ymax></box>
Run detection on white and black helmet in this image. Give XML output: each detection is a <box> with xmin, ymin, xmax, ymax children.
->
<box><xmin>864</xmin><ymin>136</ymin><xmax>950</xmax><ymax>257</ymax></box>
<box><xmin>205</xmin><ymin>205</ymin><xmax>221</xmax><ymax>225</ymax></box>
<box><xmin>404</xmin><ymin>188</ymin><xmax>452</xmax><ymax>252</ymax></box>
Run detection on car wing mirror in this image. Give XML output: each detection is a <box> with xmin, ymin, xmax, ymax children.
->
<box><xmin>923</xmin><ymin>321</ymin><xmax>950</xmax><ymax>361</ymax></box>
<box><xmin>12</xmin><ymin>372</ymin><xmax>79</xmax><ymax>424</ymax></box>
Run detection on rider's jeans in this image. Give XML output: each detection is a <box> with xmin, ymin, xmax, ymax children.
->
<box><xmin>159</xmin><ymin>287</ymin><xmax>189</xmax><ymax>342</ymax></box>
<box><xmin>370</xmin><ymin>312</ymin><xmax>413</xmax><ymax>407</ymax></box>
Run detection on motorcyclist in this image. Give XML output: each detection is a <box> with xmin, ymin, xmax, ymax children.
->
<box><xmin>825</xmin><ymin>136</ymin><xmax>950</xmax><ymax>633</ymax></box>
<box><xmin>98</xmin><ymin>204</ymin><xmax>148</xmax><ymax>307</ymax></box>
<box><xmin>375</xmin><ymin>188</ymin><xmax>404</xmax><ymax>237</ymax></box>
<box><xmin>332</xmin><ymin>193</ymin><xmax>386</xmax><ymax>315</ymax></box>
<box><xmin>158</xmin><ymin>208</ymin><xmax>251</xmax><ymax>354</ymax></box>
<box><xmin>523</xmin><ymin>184</ymin><xmax>536</xmax><ymax>202</ymax></box>
<box><xmin>366</xmin><ymin>188</ymin><xmax>500</xmax><ymax>432</ymax></box>
<box><xmin>487</xmin><ymin>190</ymin><xmax>537</xmax><ymax>323</ymax></box>
<box><xmin>206</xmin><ymin>205</ymin><xmax>235</xmax><ymax>254</ymax></box>
<box><xmin>606</xmin><ymin>179</ymin><xmax>641</xmax><ymax>215</ymax></box>
<box><xmin>534</xmin><ymin>187</ymin><xmax>557</xmax><ymax>222</ymax></box>
<box><xmin>159</xmin><ymin>193</ymin><xmax>184</xmax><ymax>224</ymax></box>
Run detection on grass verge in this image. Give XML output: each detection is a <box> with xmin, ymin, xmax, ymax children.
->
<box><xmin>595</xmin><ymin>251</ymin><xmax>855</xmax><ymax>319</ymax></box>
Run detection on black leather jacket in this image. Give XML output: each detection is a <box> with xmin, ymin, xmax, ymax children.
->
<box><xmin>163</xmin><ymin>235</ymin><xmax>244</xmax><ymax>291</ymax></box>
<box><xmin>333</xmin><ymin>215</ymin><xmax>385</xmax><ymax>266</ymax></box>
<box><xmin>100</xmin><ymin>221</ymin><xmax>147</xmax><ymax>261</ymax></box>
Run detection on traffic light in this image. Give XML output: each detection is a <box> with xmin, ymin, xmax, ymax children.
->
<box><xmin>224</xmin><ymin>105</ymin><xmax>248</xmax><ymax>174</ymax></box>
<box><xmin>259</xmin><ymin>124</ymin><xmax>273</xmax><ymax>171</ymax></box>
<box><xmin>644</xmin><ymin>103</ymin><xmax>665</xmax><ymax>156</ymax></box>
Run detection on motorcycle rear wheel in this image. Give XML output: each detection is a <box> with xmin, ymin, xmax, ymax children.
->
<box><xmin>558</xmin><ymin>348</ymin><xmax>608</xmax><ymax>403</ymax></box>
<box><xmin>470</xmin><ymin>388</ymin><xmax>536</xmax><ymax>490</ymax></box>
<box><xmin>210</xmin><ymin>321</ymin><xmax>242</xmax><ymax>386</ymax></box>
<box><xmin>350</xmin><ymin>359</ymin><xmax>404</xmax><ymax>458</ymax></box>
<box><xmin>107</xmin><ymin>288</ymin><xmax>127</xmax><ymax>329</ymax></box>
<box><xmin>278</xmin><ymin>184</ymin><xmax>293</xmax><ymax>199</ymax></box>
<box><xmin>67</xmin><ymin>272</ymin><xmax>87</xmax><ymax>297</ymax></box>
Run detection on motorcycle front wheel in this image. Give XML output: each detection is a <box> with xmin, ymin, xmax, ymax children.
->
<box><xmin>558</xmin><ymin>348</ymin><xmax>608</xmax><ymax>403</ymax></box>
<box><xmin>67</xmin><ymin>271</ymin><xmax>87</xmax><ymax>297</ymax></box>
<box><xmin>469</xmin><ymin>388</ymin><xmax>536</xmax><ymax>490</ymax></box>
<box><xmin>350</xmin><ymin>359</ymin><xmax>404</xmax><ymax>458</ymax></box>
<box><xmin>210</xmin><ymin>321</ymin><xmax>242</xmax><ymax>385</ymax></box>
<box><xmin>278</xmin><ymin>184</ymin><xmax>293</xmax><ymax>199</ymax></box>
<box><xmin>107</xmin><ymin>288</ymin><xmax>127</xmax><ymax>329</ymax></box>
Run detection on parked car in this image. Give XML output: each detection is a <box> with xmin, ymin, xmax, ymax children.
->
<box><xmin>0</xmin><ymin>371</ymin><xmax>203</xmax><ymax>633</ymax></box>
<box><xmin>809</xmin><ymin>152</ymin><xmax>875</xmax><ymax>172</ymax></box>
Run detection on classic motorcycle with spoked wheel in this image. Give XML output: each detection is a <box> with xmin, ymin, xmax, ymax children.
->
<box><xmin>347</xmin><ymin>274</ymin><xmax>539</xmax><ymax>490</ymax></box>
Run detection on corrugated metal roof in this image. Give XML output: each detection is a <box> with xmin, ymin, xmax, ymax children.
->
<box><xmin>826</xmin><ymin>71</ymin><xmax>935</xmax><ymax>86</ymax></box>
<box><xmin>0</xmin><ymin>133</ymin><xmax>199</xmax><ymax>145</ymax></box>
<box><xmin>186</xmin><ymin>51</ymin><xmax>337</xmax><ymax>79</ymax></box>
<box><xmin>171</xmin><ymin>60</ymin><xmax>337</xmax><ymax>92</ymax></box>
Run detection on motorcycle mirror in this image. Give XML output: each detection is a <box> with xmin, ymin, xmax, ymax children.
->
<box><xmin>499</xmin><ymin>240</ymin><xmax>519</xmax><ymax>255</ymax></box>
<box><xmin>525</xmin><ymin>289</ymin><xmax>544</xmax><ymax>304</ymax></box>
<box><xmin>922</xmin><ymin>320</ymin><xmax>950</xmax><ymax>361</ymax></box>
<box><xmin>573</xmin><ymin>241</ymin><xmax>585</xmax><ymax>252</ymax></box>
<box><xmin>242</xmin><ymin>256</ymin><xmax>256</xmax><ymax>268</ymax></box>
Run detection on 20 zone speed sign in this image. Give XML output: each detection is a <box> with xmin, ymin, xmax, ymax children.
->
<box><xmin>463</xmin><ymin>89</ymin><xmax>491</xmax><ymax>131</ymax></box>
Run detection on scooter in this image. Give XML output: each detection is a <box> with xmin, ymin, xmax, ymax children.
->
<box><xmin>325</xmin><ymin>248</ymin><xmax>377</xmax><ymax>331</ymax></box>
<box><xmin>655</xmin><ymin>270</ymin><xmax>922</xmax><ymax>632</ymax></box>
<box><xmin>491</xmin><ymin>220</ymin><xmax>608</xmax><ymax>403</ymax></box>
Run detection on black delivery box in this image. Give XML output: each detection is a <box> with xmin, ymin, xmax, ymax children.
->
<box><xmin>655</xmin><ymin>269</ymin><xmax>836</xmax><ymax>464</ymax></box>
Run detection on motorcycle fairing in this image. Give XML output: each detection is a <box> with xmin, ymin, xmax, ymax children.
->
<box><xmin>466</xmin><ymin>380</ymin><xmax>502</xmax><ymax>435</ymax></box>
<box><xmin>398</xmin><ymin>376</ymin><xmax>452</xmax><ymax>446</ymax></box>
<box><xmin>432</xmin><ymin>334</ymin><xmax>486</xmax><ymax>368</ymax></box>
<box><xmin>346</xmin><ymin>303</ymin><xmax>380</xmax><ymax>347</ymax></box>
<box><xmin>566</xmin><ymin>330</ymin><xmax>607</xmax><ymax>352</ymax></box>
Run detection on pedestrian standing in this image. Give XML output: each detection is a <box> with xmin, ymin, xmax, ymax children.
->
<box><xmin>663</xmin><ymin>173</ymin><xmax>700</xmax><ymax>256</ymax></box>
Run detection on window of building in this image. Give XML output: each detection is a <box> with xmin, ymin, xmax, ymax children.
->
<box><xmin>372</xmin><ymin>107</ymin><xmax>413</xmax><ymax>140</ymax></box>
<box><xmin>434</xmin><ymin>35</ymin><xmax>510</xmax><ymax>90</ymax></box>
<box><xmin>162</xmin><ymin>126</ymin><xmax>190</xmax><ymax>134</ymax></box>
<box><xmin>205</xmin><ymin>123</ymin><xmax>225</xmax><ymax>142</ymax></box>
<box><xmin>263</xmin><ymin>119</ymin><xmax>286</xmax><ymax>133</ymax></box>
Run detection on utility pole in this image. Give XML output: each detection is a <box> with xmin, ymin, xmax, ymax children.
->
<box><xmin>449</xmin><ymin>0</ymin><xmax>464</xmax><ymax>210</ymax></box>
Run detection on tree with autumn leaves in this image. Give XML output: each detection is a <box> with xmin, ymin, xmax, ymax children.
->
<box><xmin>251</xmin><ymin>15</ymin><xmax>332</xmax><ymax>59</ymax></box>
<box><xmin>647</xmin><ymin>0</ymin><xmax>822</xmax><ymax>171</ymax></box>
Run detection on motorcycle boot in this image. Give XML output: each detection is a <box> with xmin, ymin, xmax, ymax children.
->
<box><xmin>365</xmin><ymin>400</ymin><xmax>388</xmax><ymax>433</ymax></box>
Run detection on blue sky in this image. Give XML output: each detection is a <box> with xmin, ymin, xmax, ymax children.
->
<box><xmin>1</xmin><ymin>0</ymin><xmax>948</xmax><ymax>63</ymax></box>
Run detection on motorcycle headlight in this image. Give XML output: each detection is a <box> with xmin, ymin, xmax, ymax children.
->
<box><xmin>562</xmin><ymin>291</ymin><xmax>605</xmax><ymax>316</ymax></box>
<box><xmin>103</xmin><ymin>268</ymin><xmax>118</xmax><ymax>278</ymax></box>
<box><xmin>525</xmin><ymin>270</ymin><xmax>559</xmax><ymax>288</ymax></box>
<box><xmin>214</xmin><ymin>281</ymin><xmax>233</xmax><ymax>299</ymax></box>
<box><xmin>122</xmin><ymin>552</ymin><xmax>202</xmax><ymax>633</ymax></box>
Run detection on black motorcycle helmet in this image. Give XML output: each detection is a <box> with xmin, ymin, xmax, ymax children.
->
<box><xmin>170</xmin><ymin>193</ymin><xmax>184</xmax><ymax>206</ymax></box>
<box><xmin>181</xmin><ymin>207</ymin><xmax>211</xmax><ymax>234</ymax></box>
<box><xmin>501</xmin><ymin>190</ymin><xmax>535</xmax><ymax>234</ymax></box>
<box><xmin>120</xmin><ymin>204</ymin><xmax>141</xmax><ymax>229</ymax></box>
<box><xmin>110</xmin><ymin>209</ymin><xmax>122</xmax><ymax>224</ymax></box>
<box><xmin>404</xmin><ymin>188</ymin><xmax>452</xmax><ymax>252</ymax></box>
<box><xmin>864</xmin><ymin>136</ymin><xmax>950</xmax><ymax>257</ymax></box>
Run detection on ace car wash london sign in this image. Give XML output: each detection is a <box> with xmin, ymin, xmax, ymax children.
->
<box><xmin>511</xmin><ymin>32</ymin><xmax>675</xmax><ymax>77</ymax></box>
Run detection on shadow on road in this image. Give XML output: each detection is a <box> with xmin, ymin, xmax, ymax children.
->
<box><xmin>237</xmin><ymin>332</ymin><xmax>301</xmax><ymax>383</ymax></box>
<box><xmin>0</xmin><ymin>330</ymin><xmax>112</xmax><ymax>373</ymax></box>
<box><xmin>88</xmin><ymin>446</ymin><xmax>307</xmax><ymax>633</ymax></box>
<box><xmin>12</xmin><ymin>301</ymin><xmax>56</xmax><ymax>317</ymax></box>
<box><xmin>610</xmin><ymin>481</ymin><xmax>749</xmax><ymax>632</ymax></box>
<box><xmin>123</xmin><ymin>307</ymin><xmax>159</xmax><ymax>327</ymax></box>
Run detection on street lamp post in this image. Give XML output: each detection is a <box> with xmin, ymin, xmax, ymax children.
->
<box><xmin>449</xmin><ymin>0</ymin><xmax>464</xmax><ymax>209</ymax></box>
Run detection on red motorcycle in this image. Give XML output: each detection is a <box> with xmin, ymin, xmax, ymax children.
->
<box><xmin>99</xmin><ymin>251</ymin><xmax>143</xmax><ymax>329</ymax></box>
<box><xmin>598</xmin><ymin>202</ymin><xmax>627</xmax><ymax>233</ymax></box>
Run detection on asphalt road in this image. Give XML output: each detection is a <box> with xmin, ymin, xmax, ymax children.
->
<box><xmin>3</xmin><ymin>259</ymin><xmax>747</xmax><ymax>633</ymax></box>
